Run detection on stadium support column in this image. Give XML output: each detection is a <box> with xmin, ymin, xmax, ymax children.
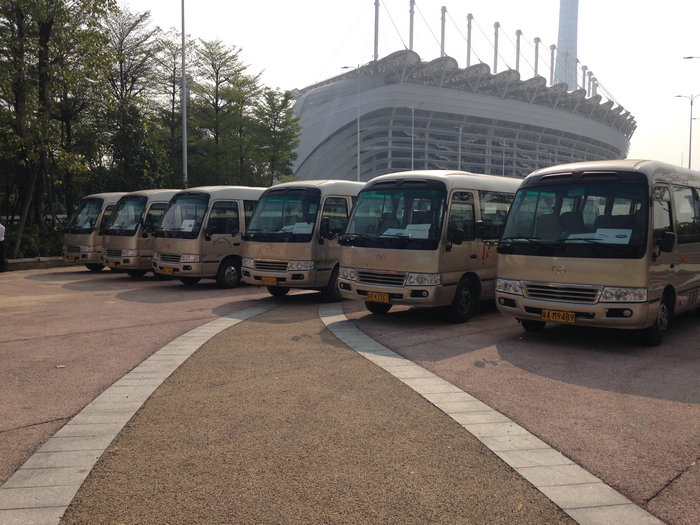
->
<box><xmin>493</xmin><ymin>22</ymin><xmax>500</xmax><ymax>74</ymax></box>
<box><xmin>466</xmin><ymin>14</ymin><xmax>473</xmax><ymax>67</ymax></box>
<box><xmin>374</xmin><ymin>0</ymin><xmax>379</xmax><ymax>61</ymax></box>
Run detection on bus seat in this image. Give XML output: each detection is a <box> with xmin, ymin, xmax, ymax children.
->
<box><xmin>559</xmin><ymin>211</ymin><xmax>585</xmax><ymax>234</ymax></box>
<box><xmin>535</xmin><ymin>214</ymin><xmax>561</xmax><ymax>239</ymax></box>
<box><xmin>379</xmin><ymin>211</ymin><xmax>400</xmax><ymax>233</ymax></box>
<box><xmin>594</xmin><ymin>215</ymin><xmax>633</xmax><ymax>229</ymax></box>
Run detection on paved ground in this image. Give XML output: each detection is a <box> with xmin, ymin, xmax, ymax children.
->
<box><xmin>0</xmin><ymin>267</ymin><xmax>698</xmax><ymax>524</ymax></box>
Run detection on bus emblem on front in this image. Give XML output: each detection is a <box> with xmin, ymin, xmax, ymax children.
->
<box><xmin>552</xmin><ymin>264</ymin><xmax>566</xmax><ymax>275</ymax></box>
<box><xmin>376</xmin><ymin>252</ymin><xmax>385</xmax><ymax>262</ymax></box>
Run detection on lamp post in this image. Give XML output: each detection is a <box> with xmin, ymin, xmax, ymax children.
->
<box><xmin>181</xmin><ymin>0</ymin><xmax>188</xmax><ymax>188</ymax></box>
<box><xmin>342</xmin><ymin>65</ymin><xmax>361</xmax><ymax>181</ymax></box>
<box><xmin>675</xmin><ymin>94</ymin><xmax>699</xmax><ymax>169</ymax></box>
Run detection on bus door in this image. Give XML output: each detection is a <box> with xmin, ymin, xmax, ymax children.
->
<box><xmin>443</xmin><ymin>191</ymin><xmax>479</xmax><ymax>281</ymax></box>
<box><xmin>140</xmin><ymin>203</ymin><xmax>168</xmax><ymax>256</ymax></box>
<box><xmin>670</xmin><ymin>185</ymin><xmax>700</xmax><ymax>308</ymax></box>
<box><xmin>650</xmin><ymin>185</ymin><xmax>677</xmax><ymax>302</ymax></box>
<box><xmin>317</xmin><ymin>196</ymin><xmax>350</xmax><ymax>285</ymax></box>
<box><xmin>204</xmin><ymin>200</ymin><xmax>240</xmax><ymax>274</ymax></box>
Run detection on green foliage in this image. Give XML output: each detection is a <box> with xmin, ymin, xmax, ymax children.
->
<box><xmin>0</xmin><ymin>1</ymin><xmax>301</xmax><ymax>258</ymax></box>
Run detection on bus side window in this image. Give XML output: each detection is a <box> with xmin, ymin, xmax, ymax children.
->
<box><xmin>322</xmin><ymin>197</ymin><xmax>349</xmax><ymax>236</ymax></box>
<box><xmin>672</xmin><ymin>186</ymin><xmax>700</xmax><ymax>243</ymax></box>
<box><xmin>144</xmin><ymin>203</ymin><xmax>167</xmax><ymax>232</ymax></box>
<box><xmin>653</xmin><ymin>186</ymin><xmax>673</xmax><ymax>241</ymax></box>
<box><xmin>448</xmin><ymin>192</ymin><xmax>475</xmax><ymax>241</ymax></box>
<box><xmin>207</xmin><ymin>201</ymin><xmax>239</xmax><ymax>235</ymax></box>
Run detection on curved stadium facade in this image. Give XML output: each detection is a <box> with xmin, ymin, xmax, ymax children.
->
<box><xmin>291</xmin><ymin>50</ymin><xmax>636</xmax><ymax>181</ymax></box>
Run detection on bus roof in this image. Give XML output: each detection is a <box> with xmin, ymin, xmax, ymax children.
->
<box><xmin>118</xmin><ymin>189</ymin><xmax>180</xmax><ymax>202</ymax></box>
<box><xmin>364</xmin><ymin>170</ymin><xmax>522</xmax><ymax>193</ymax></box>
<box><xmin>171</xmin><ymin>186</ymin><xmax>266</xmax><ymax>200</ymax></box>
<box><xmin>79</xmin><ymin>192</ymin><xmax>127</xmax><ymax>204</ymax></box>
<box><xmin>523</xmin><ymin>159</ymin><xmax>700</xmax><ymax>188</ymax></box>
<box><xmin>264</xmin><ymin>179</ymin><xmax>365</xmax><ymax>196</ymax></box>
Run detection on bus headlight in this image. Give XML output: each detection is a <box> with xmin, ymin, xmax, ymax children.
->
<box><xmin>600</xmin><ymin>287</ymin><xmax>647</xmax><ymax>303</ymax></box>
<box><xmin>152</xmin><ymin>251</ymin><xmax>160</xmax><ymax>262</ymax></box>
<box><xmin>339</xmin><ymin>266</ymin><xmax>357</xmax><ymax>281</ymax></box>
<box><xmin>121</xmin><ymin>249</ymin><xmax>138</xmax><ymax>257</ymax></box>
<box><xmin>242</xmin><ymin>257</ymin><xmax>254</xmax><ymax>268</ymax></box>
<box><xmin>496</xmin><ymin>278</ymin><xmax>523</xmax><ymax>295</ymax></box>
<box><xmin>180</xmin><ymin>254</ymin><xmax>200</xmax><ymax>263</ymax></box>
<box><xmin>406</xmin><ymin>272</ymin><xmax>440</xmax><ymax>286</ymax></box>
<box><xmin>288</xmin><ymin>260</ymin><xmax>313</xmax><ymax>271</ymax></box>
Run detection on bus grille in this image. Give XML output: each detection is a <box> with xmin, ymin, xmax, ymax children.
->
<box><xmin>159</xmin><ymin>253</ymin><xmax>181</xmax><ymax>264</ymax></box>
<box><xmin>66</xmin><ymin>246</ymin><xmax>80</xmax><ymax>254</ymax></box>
<box><xmin>522</xmin><ymin>282</ymin><xmax>602</xmax><ymax>303</ymax></box>
<box><xmin>106</xmin><ymin>249</ymin><xmax>122</xmax><ymax>258</ymax></box>
<box><xmin>358</xmin><ymin>270</ymin><xmax>405</xmax><ymax>286</ymax></box>
<box><xmin>254</xmin><ymin>260</ymin><xmax>288</xmax><ymax>272</ymax></box>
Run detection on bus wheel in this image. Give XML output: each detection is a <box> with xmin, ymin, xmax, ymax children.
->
<box><xmin>365</xmin><ymin>301</ymin><xmax>391</xmax><ymax>315</ymax></box>
<box><xmin>85</xmin><ymin>263</ymin><xmax>104</xmax><ymax>272</ymax></box>
<box><xmin>321</xmin><ymin>266</ymin><xmax>343</xmax><ymax>302</ymax></box>
<box><xmin>267</xmin><ymin>286</ymin><xmax>290</xmax><ymax>297</ymax></box>
<box><xmin>520</xmin><ymin>319</ymin><xmax>546</xmax><ymax>332</ymax></box>
<box><xmin>641</xmin><ymin>294</ymin><xmax>671</xmax><ymax>346</ymax></box>
<box><xmin>216</xmin><ymin>258</ymin><xmax>241</xmax><ymax>288</ymax></box>
<box><xmin>448</xmin><ymin>278</ymin><xmax>475</xmax><ymax>323</ymax></box>
<box><xmin>180</xmin><ymin>277</ymin><xmax>200</xmax><ymax>286</ymax></box>
<box><xmin>126</xmin><ymin>270</ymin><xmax>147</xmax><ymax>278</ymax></box>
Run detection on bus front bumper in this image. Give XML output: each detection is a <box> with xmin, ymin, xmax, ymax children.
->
<box><xmin>495</xmin><ymin>292</ymin><xmax>658</xmax><ymax>330</ymax></box>
<box><xmin>242</xmin><ymin>268</ymin><xmax>318</xmax><ymax>289</ymax></box>
<box><xmin>337</xmin><ymin>278</ymin><xmax>456</xmax><ymax>307</ymax></box>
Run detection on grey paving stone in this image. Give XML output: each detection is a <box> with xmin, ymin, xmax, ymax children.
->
<box><xmin>566</xmin><ymin>503</ymin><xmax>664</xmax><ymax>525</ymax></box>
<box><xmin>0</xmin><ymin>484</ymin><xmax>80</xmax><ymax>509</ymax></box>
<box><xmin>0</xmin><ymin>506</ymin><xmax>64</xmax><ymax>525</ymax></box>
<box><xmin>540</xmin><ymin>482</ymin><xmax>632</xmax><ymax>509</ymax></box>
<box><xmin>20</xmin><ymin>450</ymin><xmax>101</xmax><ymax>470</ymax></box>
<box><xmin>495</xmin><ymin>447</ymin><xmax>574</xmax><ymax>468</ymax></box>
<box><xmin>516</xmin><ymin>463</ymin><xmax>602</xmax><ymax>487</ymax></box>
<box><xmin>3</xmin><ymin>467</ymin><xmax>91</xmax><ymax>489</ymax></box>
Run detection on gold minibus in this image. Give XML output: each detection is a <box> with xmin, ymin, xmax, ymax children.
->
<box><xmin>152</xmin><ymin>186</ymin><xmax>265</xmax><ymax>287</ymax></box>
<box><xmin>495</xmin><ymin>159</ymin><xmax>700</xmax><ymax>345</ymax></box>
<box><xmin>63</xmin><ymin>192</ymin><xmax>125</xmax><ymax>271</ymax></box>
<box><xmin>241</xmin><ymin>180</ymin><xmax>364</xmax><ymax>299</ymax></box>
<box><xmin>337</xmin><ymin>170</ymin><xmax>520</xmax><ymax>322</ymax></box>
<box><xmin>101</xmin><ymin>189</ymin><xmax>178</xmax><ymax>277</ymax></box>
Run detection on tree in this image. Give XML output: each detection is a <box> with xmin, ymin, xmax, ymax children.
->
<box><xmin>253</xmin><ymin>88</ymin><xmax>300</xmax><ymax>186</ymax></box>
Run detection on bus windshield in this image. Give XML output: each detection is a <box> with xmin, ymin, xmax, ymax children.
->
<box><xmin>499</xmin><ymin>180</ymin><xmax>649</xmax><ymax>259</ymax></box>
<box><xmin>102</xmin><ymin>196</ymin><xmax>147</xmax><ymax>236</ymax></box>
<box><xmin>66</xmin><ymin>198</ymin><xmax>103</xmax><ymax>233</ymax></box>
<box><xmin>157</xmin><ymin>194</ymin><xmax>210</xmax><ymax>238</ymax></box>
<box><xmin>246</xmin><ymin>188</ymin><xmax>321</xmax><ymax>243</ymax></box>
<box><xmin>341</xmin><ymin>186</ymin><xmax>446</xmax><ymax>250</ymax></box>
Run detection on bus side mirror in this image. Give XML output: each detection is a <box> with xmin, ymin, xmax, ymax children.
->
<box><xmin>320</xmin><ymin>216</ymin><xmax>333</xmax><ymax>240</ymax></box>
<box><xmin>658</xmin><ymin>231</ymin><xmax>676</xmax><ymax>252</ymax></box>
<box><xmin>447</xmin><ymin>228</ymin><xmax>464</xmax><ymax>245</ymax></box>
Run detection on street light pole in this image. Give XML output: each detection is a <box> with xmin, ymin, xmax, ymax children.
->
<box><xmin>675</xmin><ymin>94</ymin><xmax>699</xmax><ymax>169</ymax></box>
<box><xmin>181</xmin><ymin>0</ymin><xmax>188</xmax><ymax>188</ymax></box>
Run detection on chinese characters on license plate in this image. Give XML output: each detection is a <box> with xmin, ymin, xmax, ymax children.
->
<box><xmin>261</xmin><ymin>276</ymin><xmax>277</xmax><ymax>286</ymax></box>
<box><xmin>541</xmin><ymin>309</ymin><xmax>575</xmax><ymax>323</ymax></box>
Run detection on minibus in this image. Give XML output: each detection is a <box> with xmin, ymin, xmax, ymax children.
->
<box><xmin>241</xmin><ymin>180</ymin><xmax>364</xmax><ymax>299</ymax></box>
<box><xmin>152</xmin><ymin>186</ymin><xmax>265</xmax><ymax>287</ymax></box>
<box><xmin>495</xmin><ymin>159</ymin><xmax>700</xmax><ymax>345</ymax></box>
<box><xmin>63</xmin><ymin>192</ymin><xmax>125</xmax><ymax>271</ymax></box>
<box><xmin>337</xmin><ymin>171</ymin><xmax>520</xmax><ymax>322</ymax></box>
<box><xmin>101</xmin><ymin>189</ymin><xmax>179</xmax><ymax>277</ymax></box>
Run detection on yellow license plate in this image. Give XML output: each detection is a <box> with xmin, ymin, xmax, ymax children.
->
<box><xmin>66</xmin><ymin>256</ymin><xmax>76</xmax><ymax>263</ymax></box>
<box><xmin>162</xmin><ymin>267</ymin><xmax>174</xmax><ymax>274</ymax></box>
<box><xmin>542</xmin><ymin>309</ymin><xmax>575</xmax><ymax>323</ymax></box>
<box><xmin>261</xmin><ymin>276</ymin><xmax>277</xmax><ymax>285</ymax></box>
<box><xmin>367</xmin><ymin>291</ymin><xmax>390</xmax><ymax>303</ymax></box>
<box><xmin>107</xmin><ymin>261</ymin><xmax>117</xmax><ymax>268</ymax></box>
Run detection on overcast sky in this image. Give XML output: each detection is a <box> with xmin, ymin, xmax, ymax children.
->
<box><xmin>126</xmin><ymin>0</ymin><xmax>700</xmax><ymax>169</ymax></box>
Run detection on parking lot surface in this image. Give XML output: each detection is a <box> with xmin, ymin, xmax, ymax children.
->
<box><xmin>0</xmin><ymin>267</ymin><xmax>698</xmax><ymax>524</ymax></box>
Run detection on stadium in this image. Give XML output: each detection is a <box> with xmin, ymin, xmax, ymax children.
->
<box><xmin>290</xmin><ymin>1</ymin><xmax>635</xmax><ymax>181</ymax></box>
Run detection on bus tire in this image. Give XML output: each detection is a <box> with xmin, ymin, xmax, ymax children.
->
<box><xmin>321</xmin><ymin>266</ymin><xmax>343</xmax><ymax>302</ymax></box>
<box><xmin>365</xmin><ymin>301</ymin><xmax>392</xmax><ymax>315</ymax></box>
<box><xmin>641</xmin><ymin>294</ymin><xmax>671</xmax><ymax>346</ymax></box>
<box><xmin>520</xmin><ymin>319</ymin><xmax>546</xmax><ymax>332</ymax></box>
<box><xmin>267</xmin><ymin>285</ymin><xmax>290</xmax><ymax>297</ymax></box>
<box><xmin>448</xmin><ymin>278</ymin><xmax>475</xmax><ymax>323</ymax></box>
<box><xmin>216</xmin><ymin>257</ymin><xmax>241</xmax><ymax>288</ymax></box>
<box><xmin>126</xmin><ymin>270</ymin><xmax>147</xmax><ymax>278</ymax></box>
<box><xmin>180</xmin><ymin>277</ymin><xmax>200</xmax><ymax>286</ymax></box>
<box><xmin>85</xmin><ymin>263</ymin><xmax>104</xmax><ymax>272</ymax></box>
